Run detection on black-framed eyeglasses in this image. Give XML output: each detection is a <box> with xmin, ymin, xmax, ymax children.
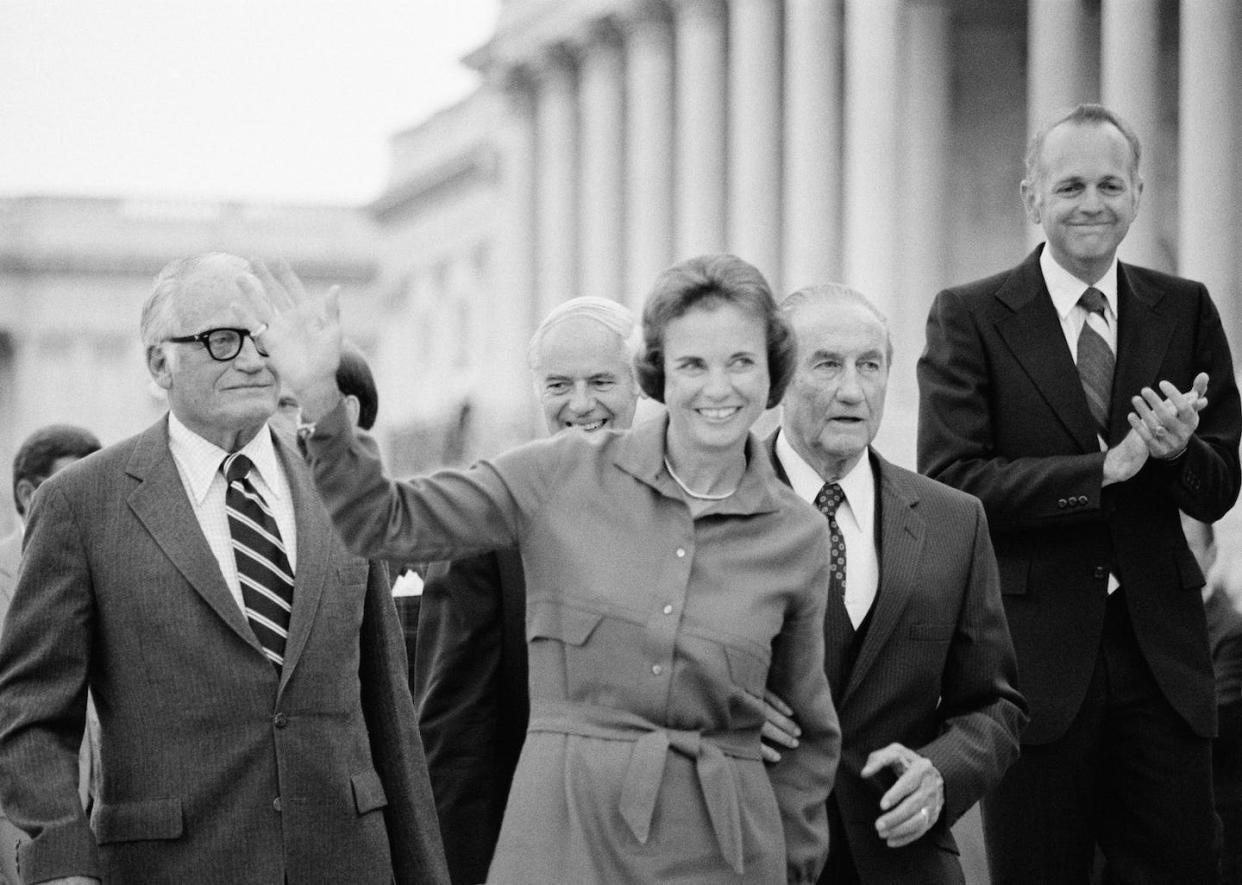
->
<box><xmin>166</xmin><ymin>327</ymin><xmax>269</xmax><ymax>362</ymax></box>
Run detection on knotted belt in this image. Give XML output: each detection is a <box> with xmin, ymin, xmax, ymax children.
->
<box><xmin>527</xmin><ymin>700</ymin><xmax>762</xmax><ymax>874</ymax></box>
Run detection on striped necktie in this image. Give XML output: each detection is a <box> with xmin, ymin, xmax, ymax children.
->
<box><xmin>222</xmin><ymin>453</ymin><xmax>294</xmax><ymax>670</ymax></box>
<box><xmin>1077</xmin><ymin>286</ymin><xmax>1115</xmax><ymax>441</ymax></box>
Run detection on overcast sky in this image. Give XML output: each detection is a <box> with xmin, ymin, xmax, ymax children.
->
<box><xmin>0</xmin><ymin>0</ymin><xmax>500</xmax><ymax>204</ymax></box>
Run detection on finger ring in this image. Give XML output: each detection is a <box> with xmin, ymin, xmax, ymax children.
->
<box><xmin>253</xmin><ymin>323</ymin><xmax>269</xmax><ymax>338</ymax></box>
<box><xmin>920</xmin><ymin>807</ymin><xmax>930</xmax><ymax>824</ymax></box>
<box><xmin>1154</xmin><ymin>425</ymin><xmax>1166</xmax><ymax>435</ymax></box>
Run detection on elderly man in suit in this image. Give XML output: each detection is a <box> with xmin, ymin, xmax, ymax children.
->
<box><xmin>917</xmin><ymin>103</ymin><xmax>1242</xmax><ymax>882</ymax></box>
<box><xmin>414</xmin><ymin>296</ymin><xmax>642</xmax><ymax>884</ymax></box>
<box><xmin>0</xmin><ymin>253</ymin><xmax>448</xmax><ymax>885</ymax></box>
<box><xmin>0</xmin><ymin>425</ymin><xmax>101</xmax><ymax>885</ymax></box>
<box><xmin>765</xmin><ymin>284</ymin><xmax>1025</xmax><ymax>883</ymax></box>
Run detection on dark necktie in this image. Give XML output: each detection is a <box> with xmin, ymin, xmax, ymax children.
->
<box><xmin>814</xmin><ymin>481</ymin><xmax>855</xmax><ymax>679</ymax></box>
<box><xmin>1077</xmin><ymin>286</ymin><xmax>1115</xmax><ymax>440</ymax></box>
<box><xmin>223</xmin><ymin>453</ymin><xmax>294</xmax><ymax>670</ymax></box>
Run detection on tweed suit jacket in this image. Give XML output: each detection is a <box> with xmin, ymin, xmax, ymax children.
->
<box><xmin>770</xmin><ymin>439</ymin><xmax>1027</xmax><ymax>883</ymax></box>
<box><xmin>0</xmin><ymin>417</ymin><xmax>449</xmax><ymax>885</ymax></box>
<box><xmin>917</xmin><ymin>245</ymin><xmax>1242</xmax><ymax>744</ymax></box>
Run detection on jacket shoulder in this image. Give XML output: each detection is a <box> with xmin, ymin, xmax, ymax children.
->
<box><xmin>938</xmin><ymin>261</ymin><xmax>1030</xmax><ymax>311</ymax></box>
<box><xmin>879</xmin><ymin>457</ymin><xmax>985</xmax><ymax>514</ymax></box>
<box><xmin>29</xmin><ymin>423</ymin><xmax>164</xmax><ymax>515</ymax></box>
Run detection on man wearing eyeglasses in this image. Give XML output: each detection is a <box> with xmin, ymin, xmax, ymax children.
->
<box><xmin>0</xmin><ymin>253</ymin><xmax>448</xmax><ymax>885</ymax></box>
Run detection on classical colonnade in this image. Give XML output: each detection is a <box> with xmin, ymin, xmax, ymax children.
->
<box><xmin>466</xmin><ymin>0</ymin><xmax>1239</xmax><ymax>450</ymax></box>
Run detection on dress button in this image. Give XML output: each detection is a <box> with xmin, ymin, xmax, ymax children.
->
<box><xmin>1093</xmin><ymin>566</ymin><xmax>1107</xmax><ymax>580</ymax></box>
<box><xmin>652</xmin><ymin>664</ymin><xmax>662</xmax><ymax>676</ymax></box>
<box><xmin>1057</xmin><ymin>498</ymin><xmax>1067</xmax><ymax>509</ymax></box>
<box><xmin>273</xmin><ymin>712</ymin><xmax>288</xmax><ymax>728</ymax></box>
<box><xmin>675</xmin><ymin>548</ymin><xmax>686</xmax><ymax>558</ymax></box>
<box><xmin>1078</xmin><ymin>496</ymin><xmax>1088</xmax><ymax>506</ymax></box>
<box><xmin>662</xmin><ymin>604</ymin><xmax>673</xmax><ymax>615</ymax></box>
<box><xmin>273</xmin><ymin>797</ymin><xmax>282</xmax><ymax>813</ymax></box>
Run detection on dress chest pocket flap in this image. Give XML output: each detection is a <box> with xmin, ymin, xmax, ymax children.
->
<box><xmin>724</xmin><ymin>644</ymin><xmax>767</xmax><ymax>695</ymax></box>
<box><xmin>527</xmin><ymin>600</ymin><xmax>605</xmax><ymax>646</ymax></box>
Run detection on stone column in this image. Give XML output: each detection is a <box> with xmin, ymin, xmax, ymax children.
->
<box><xmin>842</xmin><ymin>0</ymin><xmax>902</xmax><ymax>316</ymax></box>
<box><xmin>1101</xmin><ymin>0</ymin><xmax>1163</xmax><ymax>270</ymax></box>
<box><xmin>782</xmin><ymin>0</ymin><xmax>841</xmax><ymax>292</ymax></box>
<box><xmin>623</xmin><ymin>1</ymin><xmax>675</xmax><ymax>306</ymax></box>
<box><xmin>728</xmin><ymin>0</ymin><xmax>783</xmax><ymax>289</ymax></box>
<box><xmin>1027</xmin><ymin>0</ymin><xmax>1097</xmax><ymax>137</ymax></box>
<box><xmin>1180</xmin><ymin>1</ymin><xmax>1240</xmax><ymax>342</ymax></box>
<box><xmin>891</xmin><ymin>0</ymin><xmax>952</xmax><ymax>464</ymax></box>
<box><xmin>672</xmin><ymin>0</ymin><xmax>728</xmax><ymax>257</ymax></box>
<box><xmin>490</xmin><ymin>70</ymin><xmax>540</xmax><ymax>448</ymax></box>
<box><xmin>534</xmin><ymin>45</ymin><xmax>580</xmax><ymax>320</ymax></box>
<box><xmin>577</xmin><ymin>19</ymin><xmax>627</xmax><ymax>305</ymax></box>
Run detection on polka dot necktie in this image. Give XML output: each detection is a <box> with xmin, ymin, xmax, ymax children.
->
<box><xmin>1077</xmin><ymin>286</ymin><xmax>1115</xmax><ymax>441</ymax></box>
<box><xmin>223</xmin><ymin>453</ymin><xmax>294</xmax><ymax>671</ymax></box>
<box><xmin>814</xmin><ymin>482</ymin><xmax>855</xmax><ymax>645</ymax></box>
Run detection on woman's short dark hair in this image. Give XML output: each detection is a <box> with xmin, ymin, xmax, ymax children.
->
<box><xmin>635</xmin><ymin>254</ymin><xmax>795</xmax><ymax>408</ymax></box>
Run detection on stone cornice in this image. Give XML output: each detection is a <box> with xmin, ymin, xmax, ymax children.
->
<box><xmin>368</xmin><ymin>146</ymin><xmax>499</xmax><ymax>222</ymax></box>
<box><xmin>0</xmin><ymin>251</ymin><xmax>375</xmax><ymax>282</ymax></box>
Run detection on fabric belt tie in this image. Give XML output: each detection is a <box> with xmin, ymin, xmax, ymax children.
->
<box><xmin>527</xmin><ymin>700</ymin><xmax>759</xmax><ymax>874</ymax></box>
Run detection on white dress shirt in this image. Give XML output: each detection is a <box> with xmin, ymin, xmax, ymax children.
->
<box><xmin>167</xmin><ymin>414</ymin><xmax>298</xmax><ymax>613</ymax></box>
<box><xmin>775</xmin><ymin>430</ymin><xmax>878</xmax><ymax>628</ymax></box>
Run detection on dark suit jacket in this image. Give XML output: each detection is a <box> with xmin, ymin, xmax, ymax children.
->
<box><xmin>414</xmin><ymin>548</ymin><xmax>527</xmax><ymax>885</ymax></box>
<box><xmin>0</xmin><ymin>418</ymin><xmax>449</xmax><ymax>884</ymax></box>
<box><xmin>917</xmin><ymin>245</ymin><xmax>1242</xmax><ymax>744</ymax></box>
<box><xmin>771</xmin><ymin>439</ymin><xmax>1026</xmax><ymax>883</ymax></box>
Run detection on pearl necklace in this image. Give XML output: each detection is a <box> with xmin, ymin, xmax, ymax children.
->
<box><xmin>663</xmin><ymin>457</ymin><xmax>737</xmax><ymax>501</ymax></box>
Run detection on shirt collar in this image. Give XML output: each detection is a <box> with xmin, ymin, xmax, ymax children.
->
<box><xmin>167</xmin><ymin>412</ymin><xmax>283</xmax><ymax>506</ymax></box>
<box><xmin>774</xmin><ymin>428</ymin><xmax>875</xmax><ymax>532</ymax></box>
<box><xmin>1041</xmin><ymin>245</ymin><xmax>1119</xmax><ymax>323</ymax></box>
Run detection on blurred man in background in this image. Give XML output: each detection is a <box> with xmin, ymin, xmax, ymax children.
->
<box><xmin>0</xmin><ymin>424</ymin><xmax>102</xmax><ymax>885</ymax></box>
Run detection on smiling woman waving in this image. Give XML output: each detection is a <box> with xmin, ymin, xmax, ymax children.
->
<box><xmin>245</xmin><ymin>253</ymin><xmax>840</xmax><ymax>885</ymax></box>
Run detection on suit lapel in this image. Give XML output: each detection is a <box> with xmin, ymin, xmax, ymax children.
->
<box><xmin>994</xmin><ymin>249</ymin><xmax>1100</xmax><ymax>453</ymax></box>
<box><xmin>126</xmin><ymin>418</ymin><xmax>260</xmax><ymax>650</ymax></box>
<box><xmin>275</xmin><ymin>431</ymin><xmax>330</xmax><ymax>692</ymax></box>
<box><xmin>1111</xmin><ymin>263</ymin><xmax>1173</xmax><ymax>432</ymax></box>
<box><xmin>840</xmin><ymin>454</ymin><xmax>923</xmax><ymax>706</ymax></box>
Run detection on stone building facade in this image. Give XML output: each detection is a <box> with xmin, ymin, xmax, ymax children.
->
<box><xmin>0</xmin><ymin>196</ymin><xmax>378</xmax><ymax>533</ymax></box>
<box><xmin>374</xmin><ymin>0</ymin><xmax>1242</xmax><ymax>466</ymax></box>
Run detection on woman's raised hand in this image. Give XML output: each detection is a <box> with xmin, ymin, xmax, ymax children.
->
<box><xmin>236</xmin><ymin>258</ymin><xmax>345</xmax><ymax>421</ymax></box>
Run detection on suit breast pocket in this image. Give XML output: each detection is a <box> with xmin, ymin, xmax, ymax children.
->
<box><xmin>908</xmin><ymin>623</ymin><xmax>954</xmax><ymax>642</ymax></box>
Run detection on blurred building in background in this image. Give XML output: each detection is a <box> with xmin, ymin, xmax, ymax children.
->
<box><xmin>2</xmin><ymin>0</ymin><xmax>1240</xmax><ymax>533</ymax></box>
<box><xmin>373</xmin><ymin>0</ymin><xmax>1241</xmax><ymax>471</ymax></box>
<box><xmin>0</xmin><ymin>196</ymin><xmax>378</xmax><ymax>533</ymax></box>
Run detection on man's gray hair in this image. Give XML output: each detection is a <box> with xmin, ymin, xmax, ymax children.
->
<box><xmin>141</xmin><ymin>252</ymin><xmax>251</xmax><ymax>348</ymax></box>
<box><xmin>527</xmin><ymin>296</ymin><xmax>641</xmax><ymax>371</ymax></box>
<box><xmin>780</xmin><ymin>282</ymin><xmax>894</xmax><ymax>363</ymax></box>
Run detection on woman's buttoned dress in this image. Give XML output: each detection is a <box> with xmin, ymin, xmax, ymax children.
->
<box><xmin>306</xmin><ymin>408</ymin><xmax>840</xmax><ymax>884</ymax></box>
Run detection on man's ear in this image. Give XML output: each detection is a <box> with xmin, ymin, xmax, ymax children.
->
<box><xmin>343</xmin><ymin>394</ymin><xmax>361</xmax><ymax>428</ymax></box>
<box><xmin>14</xmin><ymin>477</ymin><xmax>38</xmax><ymax>518</ymax></box>
<box><xmin>147</xmin><ymin>344</ymin><xmax>174</xmax><ymax>391</ymax></box>
<box><xmin>1019</xmin><ymin>180</ymin><xmax>1041</xmax><ymax>225</ymax></box>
